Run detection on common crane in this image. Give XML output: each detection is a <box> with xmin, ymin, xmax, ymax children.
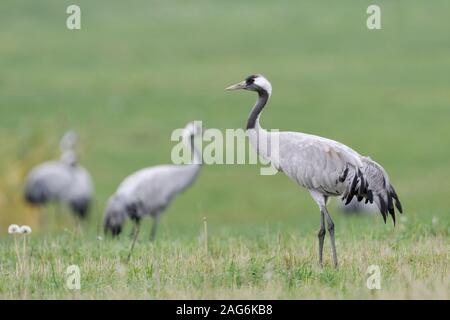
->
<box><xmin>24</xmin><ymin>131</ymin><xmax>93</xmax><ymax>219</ymax></box>
<box><xmin>226</xmin><ymin>74</ymin><xmax>402</xmax><ymax>267</ymax></box>
<box><xmin>103</xmin><ymin>122</ymin><xmax>203</xmax><ymax>242</ymax></box>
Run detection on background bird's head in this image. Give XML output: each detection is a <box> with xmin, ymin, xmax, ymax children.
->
<box><xmin>182</xmin><ymin>121</ymin><xmax>203</xmax><ymax>139</ymax></box>
<box><xmin>103</xmin><ymin>195</ymin><xmax>128</xmax><ymax>237</ymax></box>
<box><xmin>226</xmin><ymin>74</ymin><xmax>272</xmax><ymax>96</ymax></box>
<box><xmin>59</xmin><ymin>131</ymin><xmax>78</xmax><ymax>152</ymax></box>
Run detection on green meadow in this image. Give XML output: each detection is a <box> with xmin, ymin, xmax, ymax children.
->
<box><xmin>0</xmin><ymin>0</ymin><xmax>448</xmax><ymax>299</ymax></box>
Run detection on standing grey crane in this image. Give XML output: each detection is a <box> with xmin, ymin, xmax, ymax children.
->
<box><xmin>24</xmin><ymin>131</ymin><xmax>94</xmax><ymax>218</ymax></box>
<box><xmin>226</xmin><ymin>74</ymin><xmax>402</xmax><ymax>267</ymax></box>
<box><xmin>103</xmin><ymin>122</ymin><xmax>203</xmax><ymax>242</ymax></box>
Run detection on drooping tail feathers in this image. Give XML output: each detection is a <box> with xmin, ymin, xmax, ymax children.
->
<box><xmin>342</xmin><ymin>157</ymin><xmax>403</xmax><ymax>224</ymax></box>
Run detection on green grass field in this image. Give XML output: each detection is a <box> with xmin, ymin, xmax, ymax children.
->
<box><xmin>0</xmin><ymin>0</ymin><xmax>449</xmax><ymax>299</ymax></box>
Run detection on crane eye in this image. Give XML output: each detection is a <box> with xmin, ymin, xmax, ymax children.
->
<box><xmin>245</xmin><ymin>78</ymin><xmax>255</xmax><ymax>85</ymax></box>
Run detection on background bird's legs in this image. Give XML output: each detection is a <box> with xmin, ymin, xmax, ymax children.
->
<box><xmin>318</xmin><ymin>208</ymin><xmax>326</xmax><ymax>267</ymax></box>
<box><xmin>129</xmin><ymin>221</ymin><xmax>139</xmax><ymax>238</ymax></box>
<box><xmin>150</xmin><ymin>214</ymin><xmax>160</xmax><ymax>241</ymax></box>
<box><xmin>127</xmin><ymin>220</ymin><xmax>141</xmax><ymax>262</ymax></box>
<box><xmin>323</xmin><ymin>207</ymin><xmax>338</xmax><ymax>268</ymax></box>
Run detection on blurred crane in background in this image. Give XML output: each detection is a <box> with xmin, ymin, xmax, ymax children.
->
<box><xmin>24</xmin><ymin>131</ymin><xmax>93</xmax><ymax>219</ymax></box>
<box><xmin>226</xmin><ymin>74</ymin><xmax>403</xmax><ymax>268</ymax></box>
<box><xmin>104</xmin><ymin>122</ymin><xmax>203</xmax><ymax>248</ymax></box>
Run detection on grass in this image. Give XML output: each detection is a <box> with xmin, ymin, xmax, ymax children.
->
<box><xmin>0</xmin><ymin>0</ymin><xmax>449</xmax><ymax>299</ymax></box>
<box><xmin>0</xmin><ymin>217</ymin><xmax>448</xmax><ymax>299</ymax></box>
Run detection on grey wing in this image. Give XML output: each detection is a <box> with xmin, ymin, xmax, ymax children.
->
<box><xmin>278</xmin><ymin>134</ymin><xmax>362</xmax><ymax>196</ymax></box>
<box><xmin>133</xmin><ymin>169</ymin><xmax>180</xmax><ymax>214</ymax></box>
<box><xmin>24</xmin><ymin>162</ymin><xmax>72</xmax><ymax>203</ymax></box>
<box><xmin>132</xmin><ymin>165</ymin><xmax>200</xmax><ymax>215</ymax></box>
<box><xmin>67</xmin><ymin>166</ymin><xmax>93</xmax><ymax>200</ymax></box>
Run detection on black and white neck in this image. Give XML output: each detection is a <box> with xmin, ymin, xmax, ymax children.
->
<box><xmin>246</xmin><ymin>89</ymin><xmax>270</xmax><ymax>130</ymax></box>
<box><xmin>245</xmin><ymin>75</ymin><xmax>272</xmax><ymax>131</ymax></box>
<box><xmin>189</xmin><ymin>134</ymin><xmax>202</xmax><ymax>165</ymax></box>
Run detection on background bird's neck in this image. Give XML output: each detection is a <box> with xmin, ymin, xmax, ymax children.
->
<box><xmin>175</xmin><ymin>135</ymin><xmax>202</xmax><ymax>193</ymax></box>
<box><xmin>246</xmin><ymin>90</ymin><xmax>269</xmax><ymax>130</ymax></box>
<box><xmin>187</xmin><ymin>135</ymin><xmax>202</xmax><ymax>165</ymax></box>
<box><xmin>60</xmin><ymin>150</ymin><xmax>78</xmax><ymax>167</ymax></box>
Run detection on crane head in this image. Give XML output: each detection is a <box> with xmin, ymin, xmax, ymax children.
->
<box><xmin>183</xmin><ymin>121</ymin><xmax>203</xmax><ymax>138</ymax></box>
<box><xmin>103</xmin><ymin>195</ymin><xmax>128</xmax><ymax>237</ymax></box>
<box><xmin>60</xmin><ymin>131</ymin><xmax>78</xmax><ymax>152</ymax></box>
<box><xmin>226</xmin><ymin>74</ymin><xmax>272</xmax><ymax>96</ymax></box>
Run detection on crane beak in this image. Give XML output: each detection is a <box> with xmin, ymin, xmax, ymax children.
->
<box><xmin>225</xmin><ymin>80</ymin><xmax>247</xmax><ymax>91</ymax></box>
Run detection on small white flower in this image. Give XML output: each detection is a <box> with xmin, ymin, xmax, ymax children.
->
<box><xmin>8</xmin><ymin>224</ymin><xmax>20</xmax><ymax>234</ymax></box>
<box><xmin>432</xmin><ymin>216</ymin><xmax>438</xmax><ymax>225</ymax></box>
<box><xmin>97</xmin><ymin>236</ymin><xmax>103</xmax><ymax>241</ymax></box>
<box><xmin>20</xmin><ymin>225</ymin><xmax>32</xmax><ymax>234</ymax></box>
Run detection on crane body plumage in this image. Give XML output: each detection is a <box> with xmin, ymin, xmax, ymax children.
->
<box><xmin>250</xmin><ymin>128</ymin><xmax>400</xmax><ymax>219</ymax></box>
<box><xmin>104</xmin><ymin>122</ymin><xmax>202</xmax><ymax>240</ymax></box>
<box><xmin>227</xmin><ymin>74</ymin><xmax>403</xmax><ymax>267</ymax></box>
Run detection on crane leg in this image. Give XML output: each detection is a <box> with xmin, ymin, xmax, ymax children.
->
<box><xmin>130</xmin><ymin>222</ymin><xmax>139</xmax><ymax>238</ymax></box>
<box><xmin>150</xmin><ymin>215</ymin><xmax>160</xmax><ymax>241</ymax></box>
<box><xmin>324</xmin><ymin>208</ymin><xmax>338</xmax><ymax>268</ymax></box>
<box><xmin>318</xmin><ymin>209</ymin><xmax>326</xmax><ymax>267</ymax></box>
<box><xmin>127</xmin><ymin>221</ymin><xmax>141</xmax><ymax>262</ymax></box>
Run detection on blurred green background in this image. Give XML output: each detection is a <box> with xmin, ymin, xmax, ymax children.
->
<box><xmin>1</xmin><ymin>0</ymin><xmax>449</xmax><ymax>238</ymax></box>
